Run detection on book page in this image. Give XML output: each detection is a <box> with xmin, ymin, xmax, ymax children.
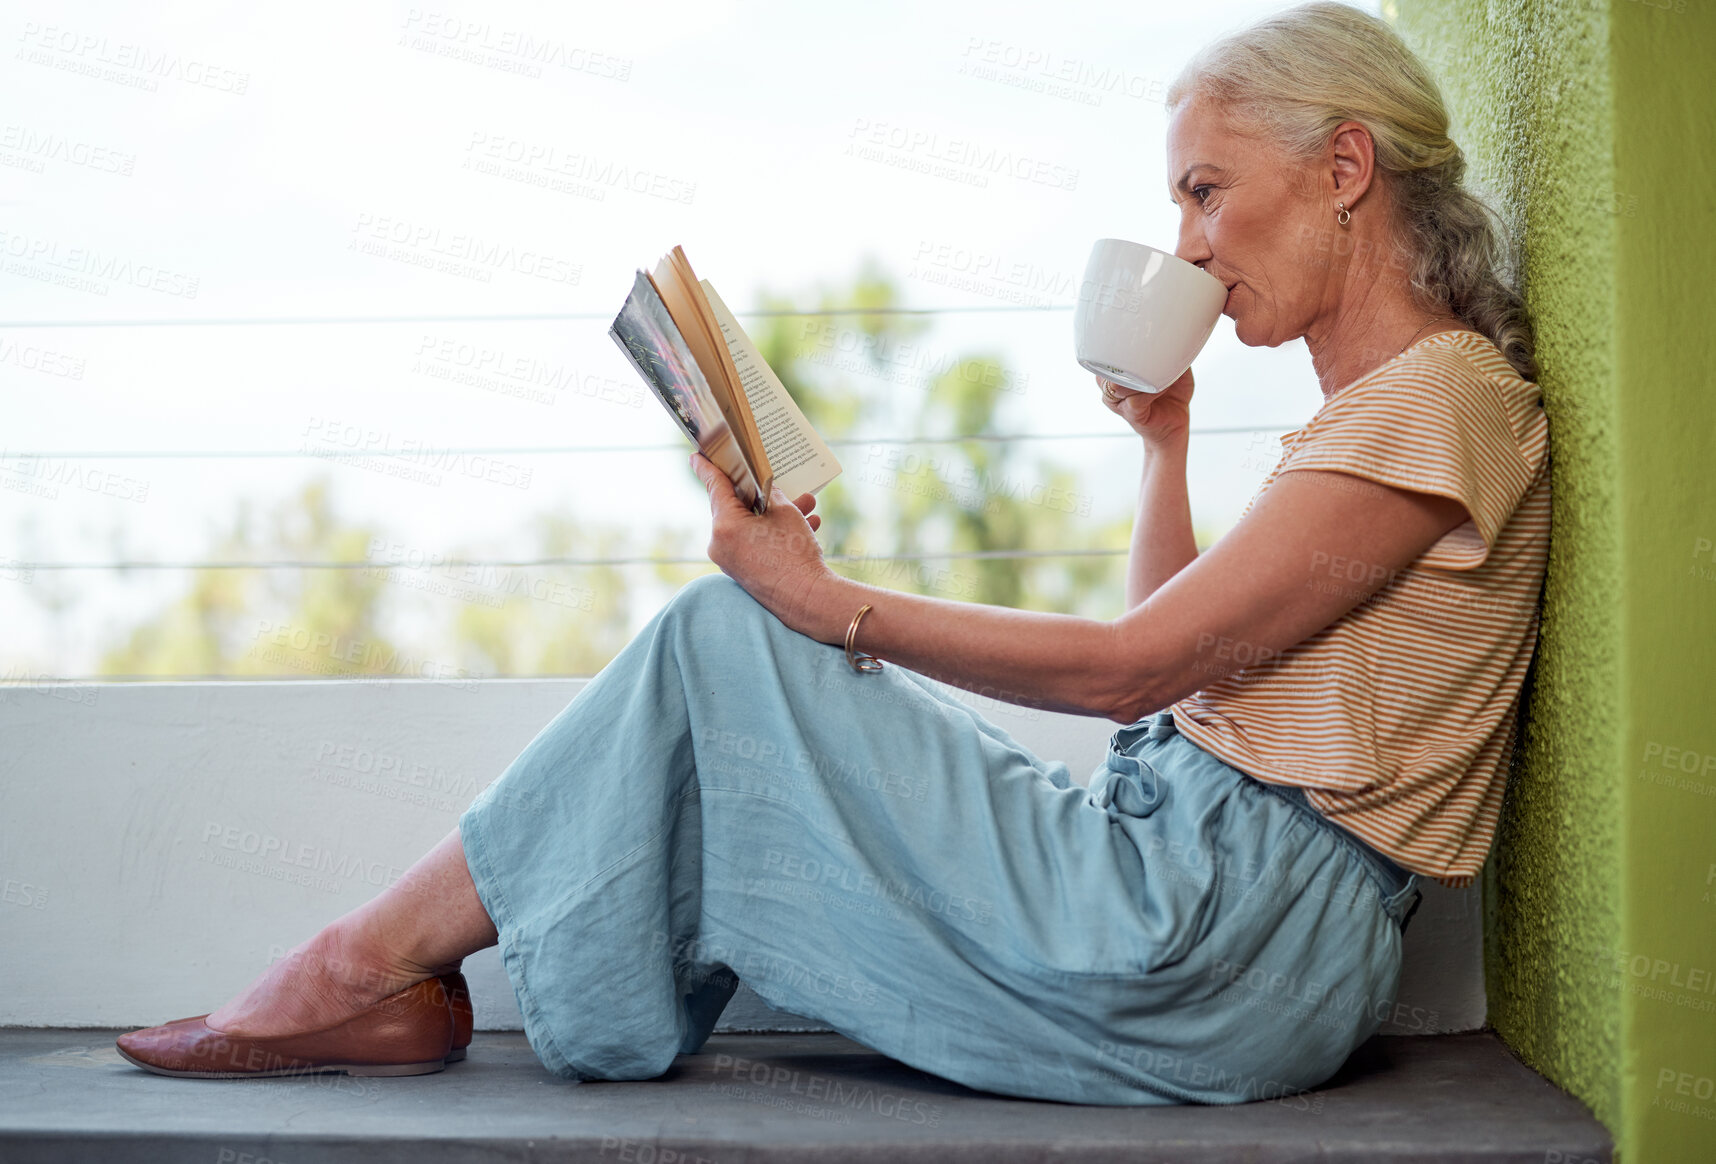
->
<box><xmin>608</xmin><ymin>269</ymin><xmax>762</xmax><ymax>512</ymax></box>
<box><xmin>701</xmin><ymin>280</ymin><xmax>843</xmax><ymax>498</ymax></box>
<box><xmin>653</xmin><ymin>249</ymin><xmax>773</xmax><ymax>503</ymax></box>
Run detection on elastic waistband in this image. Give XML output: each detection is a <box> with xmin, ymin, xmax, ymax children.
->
<box><xmin>1249</xmin><ymin>779</ymin><xmax>1422</xmax><ymax>932</ymax></box>
<box><xmin>1123</xmin><ymin>710</ymin><xmax>1423</xmax><ymax>934</ymax></box>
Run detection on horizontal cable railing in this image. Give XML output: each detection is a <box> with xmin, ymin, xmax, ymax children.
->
<box><xmin>0</xmin><ymin>304</ymin><xmax>1076</xmax><ymax>329</ymax></box>
<box><xmin>5</xmin><ymin>426</ymin><xmax>1289</xmax><ymax>462</ymax></box>
<box><xmin>15</xmin><ymin>548</ymin><xmax>1133</xmax><ymax>572</ymax></box>
<box><xmin>3</xmin><ymin>302</ymin><xmax>1283</xmax><ymax>575</ymax></box>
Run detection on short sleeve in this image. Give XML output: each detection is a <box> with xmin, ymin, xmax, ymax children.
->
<box><xmin>1278</xmin><ymin>349</ymin><xmax>1543</xmax><ymax>571</ymax></box>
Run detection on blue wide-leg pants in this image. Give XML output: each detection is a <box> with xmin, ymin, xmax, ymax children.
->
<box><xmin>458</xmin><ymin>573</ymin><xmax>1421</xmax><ymax>1105</ymax></box>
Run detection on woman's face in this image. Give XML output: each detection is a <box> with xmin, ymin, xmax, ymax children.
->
<box><xmin>1166</xmin><ymin>97</ymin><xmax>1334</xmax><ymax>349</ymax></box>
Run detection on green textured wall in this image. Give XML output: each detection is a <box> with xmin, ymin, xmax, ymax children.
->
<box><xmin>1392</xmin><ymin>2</ymin><xmax>1716</xmax><ymax>1161</ymax></box>
<box><xmin>1609</xmin><ymin>1</ymin><xmax>1716</xmax><ymax>1160</ymax></box>
<box><xmin>1394</xmin><ymin>0</ymin><xmax>1623</xmax><ymax>1124</ymax></box>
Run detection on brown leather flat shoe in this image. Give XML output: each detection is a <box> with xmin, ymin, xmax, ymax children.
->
<box><xmin>114</xmin><ymin>976</ymin><xmax>454</xmax><ymax>1078</ymax></box>
<box><xmin>437</xmin><ymin>971</ymin><xmax>472</xmax><ymax>1063</ymax></box>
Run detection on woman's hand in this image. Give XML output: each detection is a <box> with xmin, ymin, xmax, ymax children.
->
<box><xmin>1100</xmin><ymin>366</ymin><xmax>1195</xmax><ymax>447</ymax></box>
<box><xmin>689</xmin><ymin>452</ymin><xmax>831</xmax><ymax>635</ymax></box>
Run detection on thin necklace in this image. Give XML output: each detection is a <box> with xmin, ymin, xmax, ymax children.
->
<box><xmin>1396</xmin><ymin>318</ymin><xmax>1456</xmax><ymax>357</ymax></box>
<box><xmin>1321</xmin><ymin>319</ymin><xmax>1463</xmax><ymax>403</ymax></box>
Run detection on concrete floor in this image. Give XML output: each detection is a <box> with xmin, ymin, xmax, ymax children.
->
<box><xmin>2</xmin><ymin>1028</ymin><xmax>1610</xmax><ymax>1163</ymax></box>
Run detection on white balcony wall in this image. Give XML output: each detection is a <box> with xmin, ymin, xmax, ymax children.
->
<box><xmin>0</xmin><ymin>679</ymin><xmax>1482</xmax><ymax>1036</ymax></box>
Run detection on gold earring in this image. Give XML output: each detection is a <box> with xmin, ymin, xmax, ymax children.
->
<box><xmin>1336</xmin><ymin>202</ymin><xmax>1351</xmax><ymax>227</ymax></box>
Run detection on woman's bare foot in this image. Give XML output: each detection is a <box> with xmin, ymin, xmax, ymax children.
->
<box><xmin>203</xmin><ymin>827</ymin><xmax>497</xmax><ymax>1038</ymax></box>
<box><xmin>203</xmin><ymin>920</ymin><xmax>444</xmax><ymax>1037</ymax></box>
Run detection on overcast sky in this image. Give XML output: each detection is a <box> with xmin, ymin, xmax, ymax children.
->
<box><xmin>1</xmin><ymin>0</ymin><xmax>1382</xmax><ymax>675</ymax></box>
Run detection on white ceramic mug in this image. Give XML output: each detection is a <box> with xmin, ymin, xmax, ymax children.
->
<box><xmin>1073</xmin><ymin>238</ymin><xmax>1227</xmax><ymax>393</ymax></box>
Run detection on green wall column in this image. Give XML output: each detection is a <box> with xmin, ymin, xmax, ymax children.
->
<box><xmin>1392</xmin><ymin>1</ymin><xmax>1716</xmax><ymax>1160</ymax></box>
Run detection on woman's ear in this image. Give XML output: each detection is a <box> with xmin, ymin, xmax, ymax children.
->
<box><xmin>1328</xmin><ymin>120</ymin><xmax>1377</xmax><ymax>209</ymax></box>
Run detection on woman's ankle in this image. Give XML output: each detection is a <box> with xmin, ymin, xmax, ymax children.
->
<box><xmin>318</xmin><ymin>914</ymin><xmax>440</xmax><ymax>1001</ymax></box>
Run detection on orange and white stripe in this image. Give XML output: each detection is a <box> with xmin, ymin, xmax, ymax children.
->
<box><xmin>1171</xmin><ymin>330</ymin><xmax>1551</xmax><ymax>889</ymax></box>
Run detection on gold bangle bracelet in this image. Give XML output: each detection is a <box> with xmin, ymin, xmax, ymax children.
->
<box><xmin>844</xmin><ymin>603</ymin><xmax>883</xmax><ymax>673</ymax></box>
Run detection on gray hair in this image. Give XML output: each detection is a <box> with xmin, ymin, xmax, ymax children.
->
<box><xmin>1166</xmin><ymin>1</ymin><xmax>1537</xmax><ymax>381</ymax></box>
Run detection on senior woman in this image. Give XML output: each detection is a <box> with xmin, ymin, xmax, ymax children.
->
<box><xmin>118</xmin><ymin>2</ymin><xmax>1549</xmax><ymax>1105</ymax></box>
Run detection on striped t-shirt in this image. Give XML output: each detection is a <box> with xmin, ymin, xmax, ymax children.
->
<box><xmin>1171</xmin><ymin>329</ymin><xmax>1550</xmax><ymax>888</ymax></box>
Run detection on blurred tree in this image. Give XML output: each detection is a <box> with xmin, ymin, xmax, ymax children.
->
<box><xmin>746</xmin><ymin>255</ymin><xmax>925</xmax><ymax>557</ymax></box>
<box><xmin>94</xmin><ymin>262</ymin><xmax>1127</xmax><ymax>681</ymax></box>
<box><xmin>449</xmin><ymin>515</ymin><xmax>636</xmax><ymax>676</ymax></box>
<box><xmin>99</xmin><ymin>476</ymin><xmax>661</xmax><ymax>681</ymax></box>
<box><xmin>100</xmin><ymin>476</ymin><xmax>407</xmax><ymax>679</ymax></box>
<box><xmin>747</xmin><ymin>260</ymin><xmax>1127</xmax><ymax>617</ymax></box>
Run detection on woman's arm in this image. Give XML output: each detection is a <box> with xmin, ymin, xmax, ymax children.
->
<box><xmin>693</xmin><ymin>453</ymin><xmax>1470</xmax><ymax>726</ymax></box>
<box><xmin>1109</xmin><ymin>368</ymin><xmax>1199</xmax><ymax>609</ymax></box>
<box><xmin>1127</xmin><ymin>437</ymin><xmax>1199</xmax><ymax>609</ymax></box>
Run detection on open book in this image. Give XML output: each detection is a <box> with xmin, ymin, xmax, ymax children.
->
<box><xmin>608</xmin><ymin>245</ymin><xmax>841</xmax><ymax>513</ymax></box>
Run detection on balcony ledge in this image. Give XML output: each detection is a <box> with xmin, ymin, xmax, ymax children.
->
<box><xmin>1</xmin><ymin>1027</ymin><xmax>1610</xmax><ymax>1164</ymax></box>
